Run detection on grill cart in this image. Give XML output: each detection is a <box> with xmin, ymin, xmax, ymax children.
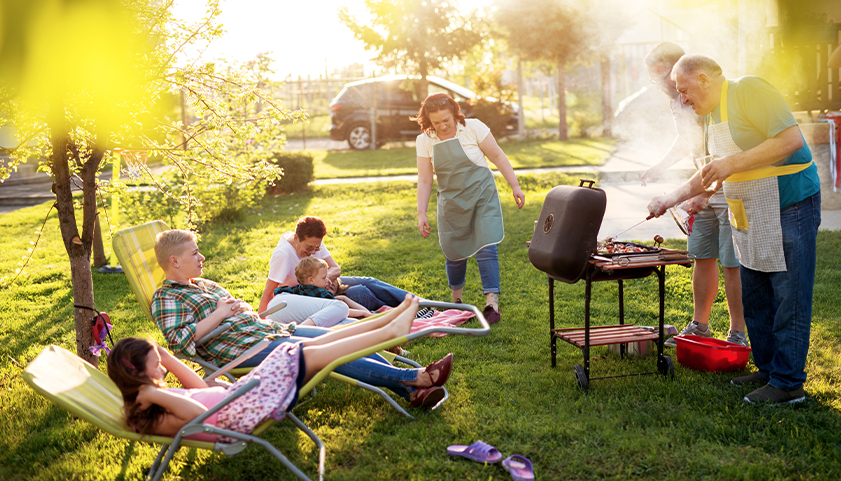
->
<box><xmin>528</xmin><ymin>180</ymin><xmax>693</xmax><ymax>391</ymax></box>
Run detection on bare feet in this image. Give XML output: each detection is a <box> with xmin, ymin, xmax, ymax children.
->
<box><xmin>387</xmin><ymin>296</ymin><xmax>419</xmax><ymax>338</ymax></box>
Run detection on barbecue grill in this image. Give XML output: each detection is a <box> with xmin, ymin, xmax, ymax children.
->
<box><xmin>528</xmin><ymin>180</ymin><xmax>693</xmax><ymax>391</ymax></box>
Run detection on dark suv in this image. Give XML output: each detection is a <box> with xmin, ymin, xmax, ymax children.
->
<box><xmin>329</xmin><ymin>75</ymin><xmax>519</xmax><ymax>150</ymax></box>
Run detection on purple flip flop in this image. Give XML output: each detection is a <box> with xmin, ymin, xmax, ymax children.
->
<box><xmin>502</xmin><ymin>455</ymin><xmax>535</xmax><ymax>481</ymax></box>
<box><xmin>446</xmin><ymin>440</ymin><xmax>502</xmax><ymax>464</ymax></box>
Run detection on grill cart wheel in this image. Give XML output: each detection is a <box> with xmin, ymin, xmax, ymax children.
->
<box><xmin>658</xmin><ymin>354</ymin><xmax>675</xmax><ymax>379</ymax></box>
<box><xmin>573</xmin><ymin>364</ymin><xmax>589</xmax><ymax>391</ymax></box>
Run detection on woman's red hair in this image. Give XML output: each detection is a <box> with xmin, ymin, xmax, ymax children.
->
<box><xmin>412</xmin><ymin>93</ymin><xmax>466</xmax><ymax>136</ymax></box>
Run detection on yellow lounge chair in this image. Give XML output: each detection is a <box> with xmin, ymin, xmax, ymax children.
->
<box><xmin>24</xmin><ymin>308</ymin><xmax>491</xmax><ymax>479</ymax></box>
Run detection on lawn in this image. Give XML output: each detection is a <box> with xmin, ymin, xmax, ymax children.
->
<box><xmin>1</xmin><ymin>172</ymin><xmax>840</xmax><ymax>480</ymax></box>
<box><xmin>308</xmin><ymin>137</ymin><xmax>615</xmax><ymax>179</ymax></box>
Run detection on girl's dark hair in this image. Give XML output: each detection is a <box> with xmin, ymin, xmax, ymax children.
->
<box><xmin>107</xmin><ymin>337</ymin><xmax>167</xmax><ymax>435</ymax></box>
<box><xmin>412</xmin><ymin>93</ymin><xmax>466</xmax><ymax>136</ymax></box>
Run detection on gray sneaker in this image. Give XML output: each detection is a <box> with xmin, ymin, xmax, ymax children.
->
<box><xmin>664</xmin><ymin>321</ymin><xmax>712</xmax><ymax>347</ymax></box>
<box><xmin>725</xmin><ymin>330</ymin><xmax>750</xmax><ymax>347</ymax></box>
<box><xmin>731</xmin><ymin>372</ymin><xmax>766</xmax><ymax>385</ymax></box>
<box><xmin>744</xmin><ymin>384</ymin><xmax>806</xmax><ymax>405</ymax></box>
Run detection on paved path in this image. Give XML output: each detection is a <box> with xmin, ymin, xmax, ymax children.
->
<box><xmin>2</xmin><ymin>141</ymin><xmax>839</xmax><ymax>235</ymax></box>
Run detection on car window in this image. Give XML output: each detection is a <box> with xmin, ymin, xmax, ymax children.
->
<box><xmin>428</xmin><ymin>83</ymin><xmax>467</xmax><ymax>103</ymax></box>
<box><xmin>338</xmin><ymin>85</ymin><xmax>368</xmax><ymax>105</ymax></box>
<box><xmin>396</xmin><ymin>79</ymin><xmax>420</xmax><ymax>103</ymax></box>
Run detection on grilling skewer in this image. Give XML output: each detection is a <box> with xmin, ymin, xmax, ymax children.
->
<box><xmin>603</xmin><ymin>214</ymin><xmax>655</xmax><ymax>243</ymax></box>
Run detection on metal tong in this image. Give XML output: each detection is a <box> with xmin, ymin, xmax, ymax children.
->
<box><xmin>603</xmin><ymin>214</ymin><xmax>655</xmax><ymax>242</ymax></box>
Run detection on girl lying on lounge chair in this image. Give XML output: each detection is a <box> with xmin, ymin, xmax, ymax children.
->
<box><xmin>108</xmin><ymin>297</ymin><xmax>429</xmax><ymax>437</ymax></box>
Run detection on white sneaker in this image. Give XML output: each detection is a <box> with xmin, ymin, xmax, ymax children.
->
<box><xmin>664</xmin><ymin>321</ymin><xmax>711</xmax><ymax>347</ymax></box>
<box><xmin>725</xmin><ymin>330</ymin><xmax>750</xmax><ymax>347</ymax></box>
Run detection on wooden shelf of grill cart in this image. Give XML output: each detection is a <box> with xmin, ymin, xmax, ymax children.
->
<box><xmin>552</xmin><ymin>325</ymin><xmax>659</xmax><ymax>348</ymax></box>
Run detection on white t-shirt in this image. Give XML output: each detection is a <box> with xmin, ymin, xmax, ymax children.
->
<box><xmin>267</xmin><ymin>231</ymin><xmax>332</xmax><ymax>286</ymax></box>
<box><xmin>416</xmin><ymin>118</ymin><xmax>492</xmax><ymax>168</ymax></box>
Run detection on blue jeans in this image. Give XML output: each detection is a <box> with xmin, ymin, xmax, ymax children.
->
<box><xmin>740</xmin><ymin>192</ymin><xmax>820</xmax><ymax>391</ymax></box>
<box><xmin>239</xmin><ymin>325</ymin><xmax>416</xmax><ymax>400</ymax></box>
<box><xmin>445</xmin><ymin>244</ymin><xmax>500</xmax><ymax>294</ymax></box>
<box><xmin>342</xmin><ymin>276</ymin><xmax>414</xmax><ymax>311</ymax></box>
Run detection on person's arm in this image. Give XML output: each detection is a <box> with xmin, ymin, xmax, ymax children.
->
<box><xmin>479</xmin><ymin>133</ymin><xmax>525</xmax><ymax>208</ymax></box>
<box><xmin>194</xmin><ymin>296</ymin><xmax>250</xmax><ymax>340</ymax></box>
<box><xmin>700</xmin><ymin>125</ymin><xmax>803</xmax><ymax>190</ymax></box>
<box><xmin>647</xmin><ymin>171</ymin><xmax>707</xmax><ymax>218</ymax></box>
<box><xmin>136</xmin><ymin>385</ymin><xmax>207</xmax><ymax>436</ymax></box>
<box><xmin>258</xmin><ymin>279</ymin><xmax>280</xmax><ymax>313</ymax></box>
<box><xmin>336</xmin><ymin>295</ymin><xmax>372</xmax><ymax>318</ymax></box>
<box><xmin>323</xmin><ymin>255</ymin><xmax>341</xmax><ymax>282</ymax></box>
<box><xmin>641</xmin><ymin>136</ymin><xmax>690</xmax><ymax>186</ymax></box>
<box><xmin>157</xmin><ymin>344</ymin><xmax>208</xmax><ymax>389</ymax></box>
<box><xmin>417</xmin><ymin>155</ymin><xmax>434</xmax><ymax>237</ymax></box>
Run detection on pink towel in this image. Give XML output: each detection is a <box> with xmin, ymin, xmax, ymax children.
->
<box><xmin>375</xmin><ymin>307</ymin><xmax>475</xmax><ymax>337</ymax></box>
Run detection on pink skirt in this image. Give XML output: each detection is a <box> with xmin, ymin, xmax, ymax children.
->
<box><xmin>215</xmin><ymin>343</ymin><xmax>305</xmax><ymax>436</ymax></box>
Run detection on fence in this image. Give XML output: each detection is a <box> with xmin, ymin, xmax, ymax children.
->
<box><xmin>273</xmin><ymin>76</ymin><xmax>364</xmax><ymax>118</ymax></box>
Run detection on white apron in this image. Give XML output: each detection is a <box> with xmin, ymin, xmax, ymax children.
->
<box><xmin>708</xmin><ymin>80</ymin><xmax>813</xmax><ymax>272</ymax></box>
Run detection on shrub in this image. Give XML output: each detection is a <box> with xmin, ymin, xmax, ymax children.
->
<box><xmin>468</xmin><ymin>97</ymin><xmax>516</xmax><ymax>139</ymax></box>
<box><xmin>120</xmin><ymin>170</ymin><xmax>265</xmax><ymax>229</ymax></box>
<box><xmin>265</xmin><ymin>151</ymin><xmax>314</xmax><ymax>194</ymax></box>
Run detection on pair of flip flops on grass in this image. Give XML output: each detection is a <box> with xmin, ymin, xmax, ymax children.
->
<box><xmin>447</xmin><ymin>440</ymin><xmax>534</xmax><ymax>480</ymax></box>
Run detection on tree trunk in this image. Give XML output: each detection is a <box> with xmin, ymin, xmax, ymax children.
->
<box><xmin>49</xmin><ymin>114</ymin><xmax>103</xmax><ymax>365</ymax></box>
<box><xmin>419</xmin><ymin>59</ymin><xmax>429</xmax><ymax>100</ymax></box>
<box><xmin>600</xmin><ymin>57</ymin><xmax>612</xmax><ymax>138</ymax></box>
<box><xmin>556</xmin><ymin>62</ymin><xmax>568</xmax><ymax>141</ymax></box>
<box><xmin>517</xmin><ymin>58</ymin><xmax>526</xmax><ymax>140</ymax></box>
<box><xmin>92</xmin><ymin>215</ymin><xmax>107</xmax><ymax>267</ymax></box>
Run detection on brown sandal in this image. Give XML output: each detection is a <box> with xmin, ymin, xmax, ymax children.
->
<box><xmin>410</xmin><ymin>386</ymin><xmax>446</xmax><ymax>408</ymax></box>
<box><xmin>423</xmin><ymin>353</ymin><xmax>453</xmax><ymax>387</ymax></box>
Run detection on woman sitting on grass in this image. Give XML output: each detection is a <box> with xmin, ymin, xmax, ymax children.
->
<box><xmin>110</xmin><ymin>297</ymin><xmax>422</xmax><ymax>437</ymax></box>
<box><xmin>272</xmin><ymin>257</ymin><xmax>373</xmax><ymax>321</ymax></box>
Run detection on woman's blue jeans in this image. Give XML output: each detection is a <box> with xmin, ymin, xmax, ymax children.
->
<box><xmin>239</xmin><ymin>325</ymin><xmax>416</xmax><ymax>400</ymax></box>
<box><xmin>342</xmin><ymin>276</ymin><xmax>414</xmax><ymax>311</ymax></box>
<box><xmin>445</xmin><ymin>244</ymin><xmax>500</xmax><ymax>294</ymax></box>
<box><xmin>741</xmin><ymin>192</ymin><xmax>820</xmax><ymax>391</ymax></box>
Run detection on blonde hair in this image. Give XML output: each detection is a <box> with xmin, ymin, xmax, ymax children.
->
<box><xmin>295</xmin><ymin>257</ymin><xmax>328</xmax><ymax>285</ymax></box>
<box><xmin>154</xmin><ymin>229</ymin><xmax>197</xmax><ymax>269</ymax></box>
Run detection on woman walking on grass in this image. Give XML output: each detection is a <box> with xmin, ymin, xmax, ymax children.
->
<box><xmin>414</xmin><ymin>93</ymin><xmax>525</xmax><ymax>325</ymax></box>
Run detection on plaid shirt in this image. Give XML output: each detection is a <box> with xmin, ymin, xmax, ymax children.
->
<box><xmin>274</xmin><ymin>284</ymin><xmax>335</xmax><ymax>299</ymax></box>
<box><xmin>151</xmin><ymin>278</ymin><xmax>283</xmax><ymax>366</ymax></box>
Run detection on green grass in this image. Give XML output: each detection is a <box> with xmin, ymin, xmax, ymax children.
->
<box><xmin>308</xmin><ymin>137</ymin><xmax>615</xmax><ymax>179</ymax></box>
<box><xmin>1</xmin><ymin>173</ymin><xmax>840</xmax><ymax>480</ymax></box>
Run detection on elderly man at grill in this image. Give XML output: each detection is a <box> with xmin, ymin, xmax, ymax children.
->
<box><xmin>151</xmin><ymin>228</ymin><xmax>454</xmax><ymax>408</ymax></box>
<box><xmin>641</xmin><ymin>42</ymin><xmax>747</xmax><ymax>348</ymax></box>
<box><xmin>647</xmin><ymin>54</ymin><xmax>821</xmax><ymax>405</ymax></box>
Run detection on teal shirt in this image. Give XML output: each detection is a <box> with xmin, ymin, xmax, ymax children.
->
<box><xmin>708</xmin><ymin>76</ymin><xmax>820</xmax><ymax>209</ymax></box>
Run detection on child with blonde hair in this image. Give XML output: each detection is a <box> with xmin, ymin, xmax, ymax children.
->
<box><xmin>274</xmin><ymin>257</ymin><xmax>372</xmax><ymax>319</ymax></box>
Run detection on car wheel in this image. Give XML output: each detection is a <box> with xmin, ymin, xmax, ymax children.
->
<box><xmin>347</xmin><ymin>124</ymin><xmax>373</xmax><ymax>150</ymax></box>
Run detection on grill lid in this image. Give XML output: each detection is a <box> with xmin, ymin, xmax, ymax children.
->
<box><xmin>528</xmin><ymin>180</ymin><xmax>606</xmax><ymax>283</ymax></box>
